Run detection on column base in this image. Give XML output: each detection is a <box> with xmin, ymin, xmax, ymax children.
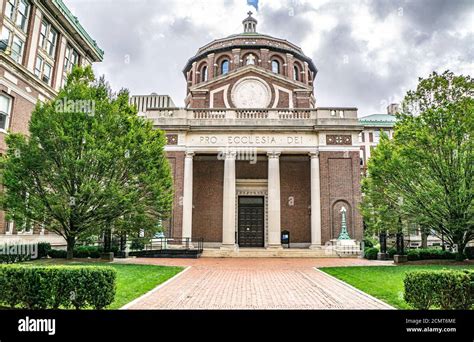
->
<box><xmin>220</xmin><ymin>244</ymin><xmax>238</xmax><ymax>251</ymax></box>
<box><xmin>266</xmin><ymin>244</ymin><xmax>283</xmax><ymax>249</ymax></box>
<box><xmin>309</xmin><ymin>244</ymin><xmax>322</xmax><ymax>249</ymax></box>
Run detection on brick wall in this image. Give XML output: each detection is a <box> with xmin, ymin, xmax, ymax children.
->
<box><xmin>165</xmin><ymin>151</ymin><xmax>185</xmax><ymax>238</ymax></box>
<box><xmin>319</xmin><ymin>151</ymin><xmax>363</xmax><ymax>243</ymax></box>
<box><xmin>280</xmin><ymin>156</ymin><xmax>311</xmax><ymax>243</ymax></box>
<box><xmin>192</xmin><ymin>157</ymin><xmax>224</xmax><ymax>242</ymax></box>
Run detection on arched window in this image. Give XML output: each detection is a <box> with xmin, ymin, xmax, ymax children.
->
<box><xmin>293</xmin><ymin>65</ymin><xmax>299</xmax><ymax>81</ymax></box>
<box><xmin>201</xmin><ymin>65</ymin><xmax>208</xmax><ymax>82</ymax></box>
<box><xmin>221</xmin><ymin>59</ymin><xmax>229</xmax><ymax>75</ymax></box>
<box><xmin>271</xmin><ymin>60</ymin><xmax>280</xmax><ymax>74</ymax></box>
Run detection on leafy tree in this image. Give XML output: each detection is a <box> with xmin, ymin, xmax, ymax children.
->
<box><xmin>0</xmin><ymin>66</ymin><xmax>173</xmax><ymax>259</ymax></box>
<box><xmin>361</xmin><ymin>71</ymin><xmax>473</xmax><ymax>260</ymax></box>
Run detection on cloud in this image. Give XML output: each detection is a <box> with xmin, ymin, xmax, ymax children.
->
<box><xmin>65</xmin><ymin>0</ymin><xmax>474</xmax><ymax>116</ymax></box>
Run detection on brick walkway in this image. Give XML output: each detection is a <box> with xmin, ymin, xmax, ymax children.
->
<box><xmin>120</xmin><ymin>258</ymin><xmax>393</xmax><ymax>310</ymax></box>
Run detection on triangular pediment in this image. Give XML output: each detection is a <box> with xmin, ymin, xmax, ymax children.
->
<box><xmin>190</xmin><ymin>64</ymin><xmax>312</xmax><ymax>92</ymax></box>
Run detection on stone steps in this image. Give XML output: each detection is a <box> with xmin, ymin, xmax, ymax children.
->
<box><xmin>202</xmin><ymin>248</ymin><xmax>361</xmax><ymax>258</ymax></box>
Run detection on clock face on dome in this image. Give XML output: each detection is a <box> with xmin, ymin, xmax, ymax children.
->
<box><xmin>231</xmin><ymin>77</ymin><xmax>271</xmax><ymax>108</ymax></box>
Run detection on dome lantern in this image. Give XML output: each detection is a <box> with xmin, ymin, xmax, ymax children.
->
<box><xmin>243</xmin><ymin>11</ymin><xmax>257</xmax><ymax>33</ymax></box>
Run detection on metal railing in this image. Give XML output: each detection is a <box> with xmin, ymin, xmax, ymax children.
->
<box><xmin>144</xmin><ymin>237</ymin><xmax>204</xmax><ymax>253</ymax></box>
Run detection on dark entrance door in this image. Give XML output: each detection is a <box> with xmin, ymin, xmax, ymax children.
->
<box><xmin>238</xmin><ymin>196</ymin><xmax>264</xmax><ymax>247</ymax></box>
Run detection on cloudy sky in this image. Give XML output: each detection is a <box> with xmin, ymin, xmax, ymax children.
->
<box><xmin>64</xmin><ymin>0</ymin><xmax>473</xmax><ymax>116</ymax></box>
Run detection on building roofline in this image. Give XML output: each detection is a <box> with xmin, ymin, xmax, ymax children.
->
<box><xmin>49</xmin><ymin>0</ymin><xmax>104</xmax><ymax>61</ymax></box>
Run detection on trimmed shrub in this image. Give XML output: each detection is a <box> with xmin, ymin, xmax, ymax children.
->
<box><xmin>48</xmin><ymin>249</ymin><xmax>67</xmax><ymax>258</ymax></box>
<box><xmin>404</xmin><ymin>270</ymin><xmax>472</xmax><ymax>310</ymax></box>
<box><xmin>364</xmin><ymin>247</ymin><xmax>379</xmax><ymax>260</ymax></box>
<box><xmin>464</xmin><ymin>247</ymin><xmax>474</xmax><ymax>260</ymax></box>
<box><xmin>37</xmin><ymin>243</ymin><xmax>51</xmax><ymax>259</ymax></box>
<box><xmin>74</xmin><ymin>246</ymin><xmax>101</xmax><ymax>258</ymax></box>
<box><xmin>387</xmin><ymin>247</ymin><xmax>397</xmax><ymax>258</ymax></box>
<box><xmin>0</xmin><ymin>265</ymin><xmax>116</xmax><ymax>309</ymax></box>
<box><xmin>406</xmin><ymin>248</ymin><xmax>455</xmax><ymax>261</ymax></box>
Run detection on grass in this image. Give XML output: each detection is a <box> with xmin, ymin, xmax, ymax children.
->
<box><xmin>27</xmin><ymin>259</ymin><xmax>183</xmax><ymax>309</ymax></box>
<box><xmin>320</xmin><ymin>265</ymin><xmax>474</xmax><ymax>309</ymax></box>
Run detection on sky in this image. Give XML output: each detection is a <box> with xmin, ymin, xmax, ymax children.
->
<box><xmin>64</xmin><ymin>0</ymin><xmax>473</xmax><ymax>116</ymax></box>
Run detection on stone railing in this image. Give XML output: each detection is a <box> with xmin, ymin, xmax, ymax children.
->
<box><xmin>143</xmin><ymin>107</ymin><xmax>359</xmax><ymax>124</ymax></box>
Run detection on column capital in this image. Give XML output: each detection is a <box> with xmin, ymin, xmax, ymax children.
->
<box><xmin>223</xmin><ymin>150</ymin><xmax>237</xmax><ymax>160</ymax></box>
<box><xmin>185</xmin><ymin>151</ymin><xmax>195</xmax><ymax>158</ymax></box>
<box><xmin>267</xmin><ymin>151</ymin><xmax>281</xmax><ymax>159</ymax></box>
<box><xmin>309</xmin><ymin>151</ymin><xmax>320</xmax><ymax>159</ymax></box>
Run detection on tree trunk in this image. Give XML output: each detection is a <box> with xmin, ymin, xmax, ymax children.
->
<box><xmin>455</xmin><ymin>242</ymin><xmax>466</xmax><ymax>261</ymax></box>
<box><xmin>421</xmin><ymin>231</ymin><xmax>428</xmax><ymax>249</ymax></box>
<box><xmin>66</xmin><ymin>236</ymin><xmax>76</xmax><ymax>260</ymax></box>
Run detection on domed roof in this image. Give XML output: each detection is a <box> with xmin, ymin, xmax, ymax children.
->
<box><xmin>183</xmin><ymin>13</ymin><xmax>317</xmax><ymax>76</ymax></box>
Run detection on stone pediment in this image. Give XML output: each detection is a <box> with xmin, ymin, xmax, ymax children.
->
<box><xmin>190</xmin><ymin>64</ymin><xmax>312</xmax><ymax>92</ymax></box>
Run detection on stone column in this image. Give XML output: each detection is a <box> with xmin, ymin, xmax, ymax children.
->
<box><xmin>267</xmin><ymin>151</ymin><xmax>282</xmax><ymax>248</ymax></box>
<box><xmin>221</xmin><ymin>151</ymin><xmax>236</xmax><ymax>249</ymax></box>
<box><xmin>309</xmin><ymin>152</ymin><xmax>322</xmax><ymax>248</ymax></box>
<box><xmin>182</xmin><ymin>151</ymin><xmax>194</xmax><ymax>239</ymax></box>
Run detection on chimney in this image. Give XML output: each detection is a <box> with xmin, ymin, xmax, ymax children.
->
<box><xmin>387</xmin><ymin>103</ymin><xmax>399</xmax><ymax>115</ymax></box>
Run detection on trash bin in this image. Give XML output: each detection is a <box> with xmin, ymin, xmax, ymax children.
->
<box><xmin>281</xmin><ymin>230</ymin><xmax>290</xmax><ymax>248</ymax></box>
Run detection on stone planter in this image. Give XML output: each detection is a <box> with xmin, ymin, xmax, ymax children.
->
<box><xmin>377</xmin><ymin>252</ymin><xmax>388</xmax><ymax>261</ymax></box>
<box><xmin>100</xmin><ymin>252</ymin><xmax>114</xmax><ymax>262</ymax></box>
<box><xmin>394</xmin><ymin>254</ymin><xmax>408</xmax><ymax>264</ymax></box>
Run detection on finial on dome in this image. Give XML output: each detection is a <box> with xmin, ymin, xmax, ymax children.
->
<box><xmin>243</xmin><ymin>11</ymin><xmax>257</xmax><ymax>33</ymax></box>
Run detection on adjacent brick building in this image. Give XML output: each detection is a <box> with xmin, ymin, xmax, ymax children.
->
<box><xmin>134</xmin><ymin>13</ymin><xmax>364</xmax><ymax>251</ymax></box>
<box><xmin>0</xmin><ymin>0</ymin><xmax>103</xmax><ymax>241</ymax></box>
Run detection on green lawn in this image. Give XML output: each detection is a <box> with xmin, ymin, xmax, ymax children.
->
<box><xmin>320</xmin><ymin>265</ymin><xmax>474</xmax><ymax>309</ymax></box>
<box><xmin>29</xmin><ymin>260</ymin><xmax>183</xmax><ymax>309</ymax></box>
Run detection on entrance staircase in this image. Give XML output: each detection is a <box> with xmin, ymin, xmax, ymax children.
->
<box><xmin>202</xmin><ymin>247</ymin><xmax>361</xmax><ymax>258</ymax></box>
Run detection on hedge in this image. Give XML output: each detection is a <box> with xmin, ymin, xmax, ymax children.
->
<box><xmin>465</xmin><ymin>247</ymin><xmax>474</xmax><ymax>260</ymax></box>
<box><xmin>406</xmin><ymin>248</ymin><xmax>455</xmax><ymax>261</ymax></box>
<box><xmin>364</xmin><ymin>247</ymin><xmax>379</xmax><ymax>260</ymax></box>
<box><xmin>48</xmin><ymin>245</ymin><xmax>119</xmax><ymax>259</ymax></box>
<box><xmin>404</xmin><ymin>270</ymin><xmax>473</xmax><ymax>310</ymax></box>
<box><xmin>0</xmin><ymin>265</ymin><xmax>116</xmax><ymax>309</ymax></box>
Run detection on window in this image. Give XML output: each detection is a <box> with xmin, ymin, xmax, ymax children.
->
<box><xmin>11</xmin><ymin>35</ymin><xmax>24</xmax><ymax>63</ymax></box>
<box><xmin>4</xmin><ymin>0</ymin><xmax>29</xmax><ymax>32</ymax></box>
<box><xmin>39</xmin><ymin>20</ymin><xmax>57</xmax><ymax>57</ymax></box>
<box><xmin>293</xmin><ymin>65</ymin><xmax>299</xmax><ymax>81</ymax></box>
<box><xmin>221</xmin><ymin>59</ymin><xmax>229</xmax><ymax>75</ymax></box>
<box><xmin>63</xmin><ymin>45</ymin><xmax>79</xmax><ymax>73</ymax></box>
<box><xmin>358</xmin><ymin>132</ymin><xmax>365</xmax><ymax>143</ymax></box>
<box><xmin>0</xmin><ymin>94</ymin><xmax>12</xmax><ymax>131</ymax></box>
<box><xmin>374</xmin><ymin>130</ymin><xmax>381</xmax><ymax>143</ymax></box>
<box><xmin>271</xmin><ymin>60</ymin><xmax>280</xmax><ymax>74</ymax></box>
<box><xmin>34</xmin><ymin>56</ymin><xmax>52</xmax><ymax>85</ymax></box>
<box><xmin>200</xmin><ymin>65</ymin><xmax>208</xmax><ymax>82</ymax></box>
<box><xmin>1</xmin><ymin>26</ymin><xmax>24</xmax><ymax>63</ymax></box>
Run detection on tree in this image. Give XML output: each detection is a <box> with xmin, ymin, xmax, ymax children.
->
<box><xmin>0</xmin><ymin>66</ymin><xmax>173</xmax><ymax>259</ymax></box>
<box><xmin>361</xmin><ymin>71</ymin><xmax>473</xmax><ymax>260</ymax></box>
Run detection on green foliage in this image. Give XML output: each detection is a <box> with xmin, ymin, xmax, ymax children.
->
<box><xmin>0</xmin><ymin>254</ymin><xmax>30</xmax><ymax>264</ymax></box>
<box><xmin>406</xmin><ymin>248</ymin><xmax>456</xmax><ymax>261</ymax></box>
<box><xmin>0</xmin><ymin>66</ymin><xmax>173</xmax><ymax>259</ymax></box>
<box><xmin>364</xmin><ymin>247</ymin><xmax>379</xmax><ymax>260</ymax></box>
<box><xmin>362</xmin><ymin>236</ymin><xmax>377</xmax><ymax>248</ymax></box>
<box><xmin>0</xmin><ymin>265</ymin><xmax>116</xmax><ymax>309</ymax></box>
<box><xmin>404</xmin><ymin>270</ymin><xmax>473</xmax><ymax>310</ymax></box>
<box><xmin>387</xmin><ymin>247</ymin><xmax>397</xmax><ymax>258</ymax></box>
<box><xmin>465</xmin><ymin>246</ymin><xmax>474</xmax><ymax>260</ymax></box>
<box><xmin>47</xmin><ymin>249</ymin><xmax>67</xmax><ymax>258</ymax></box>
<box><xmin>48</xmin><ymin>245</ymin><xmax>119</xmax><ymax>259</ymax></box>
<box><xmin>37</xmin><ymin>243</ymin><xmax>51</xmax><ymax>259</ymax></box>
<box><xmin>361</xmin><ymin>71</ymin><xmax>474</xmax><ymax>260</ymax></box>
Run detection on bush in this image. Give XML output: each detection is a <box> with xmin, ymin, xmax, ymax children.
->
<box><xmin>48</xmin><ymin>249</ymin><xmax>67</xmax><ymax>258</ymax></box>
<box><xmin>74</xmin><ymin>246</ymin><xmax>101</xmax><ymax>258</ymax></box>
<box><xmin>404</xmin><ymin>270</ymin><xmax>473</xmax><ymax>310</ymax></box>
<box><xmin>0</xmin><ymin>254</ymin><xmax>31</xmax><ymax>264</ymax></box>
<box><xmin>406</xmin><ymin>248</ymin><xmax>455</xmax><ymax>261</ymax></box>
<box><xmin>0</xmin><ymin>265</ymin><xmax>116</xmax><ymax>309</ymax></box>
<box><xmin>37</xmin><ymin>243</ymin><xmax>51</xmax><ymax>259</ymax></box>
<box><xmin>364</xmin><ymin>247</ymin><xmax>379</xmax><ymax>260</ymax></box>
<box><xmin>464</xmin><ymin>247</ymin><xmax>474</xmax><ymax>260</ymax></box>
<box><xmin>362</xmin><ymin>238</ymin><xmax>375</xmax><ymax>248</ymax></box>
<box><xmin>387</xmin><ymin>247</ymin><xmax>397</xmax><ymax>258</ymax></box>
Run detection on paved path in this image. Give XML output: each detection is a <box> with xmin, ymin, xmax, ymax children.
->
<box><xmin>120</xmin><ymin>258</ymin><xmax>393</xmax><ymax>310</ymax></box>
